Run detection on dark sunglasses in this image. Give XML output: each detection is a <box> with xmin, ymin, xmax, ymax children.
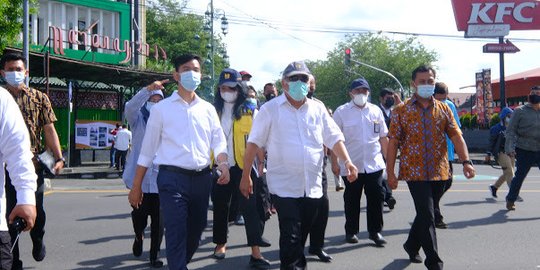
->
<box><xmin>288</xmin><ymin>75</ymin><xmax>309</xmax><ymax>83</ymax></box>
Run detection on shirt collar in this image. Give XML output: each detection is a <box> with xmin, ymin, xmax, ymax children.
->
<box><xmin>171</xmin><ymin>90</ymin><xmax>200</xmax><ymax>105</ymax></box>
<box><xmin>410</xmin><ymin>93</ymin><xmax>434</xmax><ymax>108</ymax></box>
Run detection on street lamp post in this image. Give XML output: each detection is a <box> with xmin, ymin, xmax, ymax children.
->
<box><xmin>202</xmin><ymin>0</ymin><xmax>228</xmax><ymax>100</ymax></box>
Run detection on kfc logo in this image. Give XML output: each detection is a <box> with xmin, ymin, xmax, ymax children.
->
<box><xmin>468</xmin><ymin>2</ymin><xmax>536</xmax><ymax>23</ymax></box>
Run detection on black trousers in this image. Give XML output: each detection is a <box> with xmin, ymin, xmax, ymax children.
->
<box><xmin>0</xmin><ymin>232</ymin><xmax>12</xmax><ymax>270</ymax></box>
<box><xmin>212</xmin><ymin>166</ymin><xmax>266</xmax><ymax>246</ymax></box>
<box><xmin>434</xmin><ymin>162</ymin><xmax>453</xmax><ymax>224</ymax></box>
<box><xmin>115</xmin><ymin>150</ymin><xmax>128</xmax><ymax>170</ymax></box>
<box><xmin>343</xmin><ymin>169</ymin><xmax>384</xmax><ymax>235</ymax></box>
<box><xmin>273</xmin><ymin>195</ymin><xmax>320</xmax><ymax>270</ymax></box>
<box><xmin>131</xmin><ymin>193</ymin><xmax>163</xmax><ymax>260</ymax></box>
<box><xmin>309</xmin><ymin>158</ymin><xmax>329</xmax><ymax>252</ymax></box>
<box><xmin>5</xmin><ymin>167</ymin><xmax>44</xmax><ymax>269</ymax></box>
<box><xmin>405</xmin><ymin>181</ymin><xmax>446</xmax><ymax>270</ymax></box>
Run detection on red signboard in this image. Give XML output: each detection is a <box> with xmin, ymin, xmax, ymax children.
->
<box><xmin>451</xmin><ymin>0</ymin><xmax>540</xmax><ymax>32</ymax></box>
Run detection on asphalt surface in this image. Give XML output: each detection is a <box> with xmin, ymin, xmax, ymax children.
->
<box><xmin>13</xmin><ymin>163</ymin><xmax>540</xmax><ymax>270</ymax></box>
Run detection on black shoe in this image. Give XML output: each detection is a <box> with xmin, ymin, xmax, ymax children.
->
<box><xmin>345</xmin><ymin>234</ymin><xmax>359</xmax><ymax>244</ymax></box>
<box><xmin>403</xmin><ymin>243</ymin><xmax>422</xmax><ymax>263</ymax></box>
<box><xmin>249</xmin><ymin>256</ymin><xmax>270</xmax><ymax>269</ymax></box>
<box><xmin>489</xmin><ymin>185</ymin><xmax>498</xmax><ymax>198</ymax></box>
<box><xmin>308</xmin><ymin>249</ymin><xmax>333</xmax><ymax>262</ymax></box>
<box><xmin>150</xmin><ymin>259</ymin><xmax>164</xmax><ymax>268</ymax></box>
<box><xmin>213</xmin><ymin>246</ymin><xmax>226</xmax><ymax>260</ymax></box>
<box><xmin>258</xmin><ymin>237</ymin><xmax>271</xmax><ymax>247</ymax></box>
<box><xmin>32</xmin><ymin>238</ymin><xmax>46</xmax><ymax>261</ymax></box>
<box><xmin>368</xmin><ymin>232</ymin><xmax>387</xmax><ymax>247</ymax></box>
<box><xmin>11</xmin><ymin>260</ymin><xmax>23</xmax><ymax>270</ymax></box>
<box><xmin>132</xmin><ymin>237</ymin><xmax>143</xmax><ymax>257</ymax></box>
<box><xmin>386</xmin><ymin>197</ymin><xmax>397</xmax><ymax>210</ymax></box>
<box><xmin>435</xmin><ymin>220</ymin><xmax>448</xmax><ymax>229</ymax></box>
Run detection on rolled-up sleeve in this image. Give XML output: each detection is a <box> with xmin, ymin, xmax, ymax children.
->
<box><xmin>137</xmin><ymin>105</ymin><xmax>163</xmax><ymax>167</ymax></box>
<box><xmin>247</xmin><ymin>104</ymin><xmax>271</xmax><ymax>148</ymax></box>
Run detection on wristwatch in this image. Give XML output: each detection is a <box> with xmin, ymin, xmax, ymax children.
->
<box><xmin>55</xmin><ymin>157</ymin><xmax>66</xmax><ymax>165</ymax></box>
<box><xmin>462</xmin><ymin>159</ymin><xmax>473</xmax><ymax>166</ymax></box>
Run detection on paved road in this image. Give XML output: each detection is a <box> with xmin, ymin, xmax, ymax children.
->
<box><xmin>15</xmin><ymin>163</ymin><xmax>540</xmax><ymax>269</ymax></box>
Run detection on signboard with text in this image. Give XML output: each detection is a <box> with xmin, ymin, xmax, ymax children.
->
<box><xmin>75</xmin><ymin>120</ymin><xmax>118</xmax><ymax>150</ymax></box>
<box><xmin>483</xmin><ymin>40</ymin><xmax>521</xmax><ymax>53</ymax></box>
<box><xmin>451</xmin><ymin>0</ymin><xmax>540</xmax><ymax>37</ymax></box>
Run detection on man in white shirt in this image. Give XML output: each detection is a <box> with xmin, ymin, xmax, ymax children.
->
<box><xmin>240</xmin><ymin>61</ymin><xmax>358</xmax><ymax>270</ymax></box>
<box><xmin>128</xmin><ymin>54</ymin><xmax>230</xmax><ymax>270</ymax></box>
<box><xmin>0</xmin><ymin>86</ymin><xmax>37</xmax><ymax>269</ymax></box>
<box><xmin>332</xmin><ymin>78</ymin><xmax>389</xmax><ymax>247</ymax></box>
<box><xmin>114</xmin><ymin>124</ymin><xmax>132</xmax><ymax>171</ymax></box>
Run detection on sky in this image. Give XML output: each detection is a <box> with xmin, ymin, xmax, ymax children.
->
<box><xmin>186</xmin><ymin>0</ymin><xmax>540</xmax><ymax>94</ymax></box>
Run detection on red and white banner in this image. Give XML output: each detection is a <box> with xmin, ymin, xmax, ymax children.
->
<box><xmin>451</xmin><ymin>0</ymin><xmax>540</xmax><ymax>36</ymax></box>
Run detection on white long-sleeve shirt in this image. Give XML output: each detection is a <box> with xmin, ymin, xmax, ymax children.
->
<box><xmin>248</xmin><ymin>94</ymin><xmax>344</xmax><ymax>198</ymax></box>
<box><xmin>137</xmin><ymin>92</ymin><xmax>227</xmax><ymax>170</ymax></box>
<box><xmin>0</xmin><ymin>87</ymin><xmax>37</xmax><ymax>231</ymax></box>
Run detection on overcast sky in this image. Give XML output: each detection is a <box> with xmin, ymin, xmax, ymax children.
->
<box><xmin>186</xmin><ymin>0</ymin><xmax>540</xmax><ymax>94</ymax></box>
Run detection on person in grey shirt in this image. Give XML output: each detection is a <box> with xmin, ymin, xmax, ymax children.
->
<box><xmin>504</xmin><ymin>86</ymin><xmax>540</xmax><ymax>211</ymax></box>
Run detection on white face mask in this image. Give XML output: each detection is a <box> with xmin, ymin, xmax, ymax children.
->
<box><xmin>146</xmin><ymin>101</ymin><xmax>156</xmax><ymax>112</ymax></box>
<box><xmin>221</xmin><ymin>91</ymin><xmax>238</xmax><ymax>103</ymax></box>
<box><xmin>4</xmin><ymin>71</ymin><xmax>26</xmax><ymax>86</ymax></box>
<box><xmin>353</xmin><ymin>93</ymin><xmax>368</xmax><ymax>106</ymax></box>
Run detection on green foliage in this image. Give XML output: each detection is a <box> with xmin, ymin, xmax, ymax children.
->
<box><xmin>310</xmin><ymin>33</ymin><xmax>437</xmax><ymax>110</ymax></box>
<box><xmin>460</xmin><ymin>113</ymin><xmax>471</xmax><ymax>129</ymax></box>
<box><xmin>489</xmin><ymin>113</ymin><xmax>500</xmax><ymax>128</ymax></box>
<box><xmin>0</xmin><ymin>0</ymin><xmax>39</xmax><ymax>51</ymax></box>
<box><xmin>471</xmin><ymin>114</ymin><xmax>478</xmax><ymax>129</ymax></box>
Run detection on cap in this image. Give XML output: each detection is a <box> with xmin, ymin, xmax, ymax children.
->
<box><xmin>349</xmin><ymin>77</ymin><xmax>370</xmax><ymax>91</ymax></box>
<box><xmin>240</xmin><ymin>71</ymin><xmax>252</xmax><ymax>78</ymax></box>
<box><xmin>283</xmin><ymin>61</ymin><xmax>311</xmax><ymax>77</ymax></box>
<box><xmin>219</xmin><ymin>68</ymin><xmax>241</xmax><ymax>88</ymax></box>
<box><xmin>149</xmin><ymin>90</ymin><xmax>164</xmax><ymax>98</ymax></box>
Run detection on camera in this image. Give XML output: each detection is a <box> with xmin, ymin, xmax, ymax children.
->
<box><xmin>10</xmin><ymin>217</ymin><xmax>26</xmax><ymax>233</ymax></box>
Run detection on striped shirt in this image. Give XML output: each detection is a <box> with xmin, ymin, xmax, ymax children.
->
<box><xmin>388</xmin><ymin>95</ymin><xmax>461</xmax><ymax>181</ymax></box>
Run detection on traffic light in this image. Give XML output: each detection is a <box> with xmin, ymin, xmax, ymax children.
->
<box><xmin>345</xmin><ymin>48</ymin><xmax>352</xmax><ymax>66</ymax></box>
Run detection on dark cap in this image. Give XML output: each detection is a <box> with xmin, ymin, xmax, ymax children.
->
<box><xmin>283</xmin><ymin>61</ymin><xmax>311</xmax><ymax>77</ymax></box>
<box><xmin>219</xmin><ymin>68</ymin><xmax>241</xmax><ymax>87</ymax></box>
<box><xmin>349</xmin><ymin>77</ymin><xmax>370</xmax><ymax>91</ymax></box>
<box><xmin>239</xmin><ymin>71</ymin><xmax>252</xmax><ymax>78</ymax></box>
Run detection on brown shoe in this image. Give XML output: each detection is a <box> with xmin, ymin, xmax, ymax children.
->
<box><xmin>506</xmin><ymin>201</ymin><xmax>515</xmax><ymax>211</ymax></box>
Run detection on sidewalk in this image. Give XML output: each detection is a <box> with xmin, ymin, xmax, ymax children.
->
<box><xmin>57</xmin><ymin>152</ymin><xmax>490</xmax><ymax>179</ymax></box>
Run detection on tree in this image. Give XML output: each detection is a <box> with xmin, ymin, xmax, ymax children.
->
<box><xmin>309</xmin><ymin>33</ymin><xmax>438</xmax><ymax>110</ymax></box>
<box><xmin>0</xmin><ymin>0</ymin><xmax>38</xmax><ymax>52</ymax></box>
<box><xmin>145</xmin><ymin>0</ymin><xmax>229</xmax><ymax>100</ymax></box>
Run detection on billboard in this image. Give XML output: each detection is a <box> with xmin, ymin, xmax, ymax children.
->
<box><xmin>451</xmin><ymin>0</ymin><xmax>540</xmax><ymax>37</ymax></box>
<box><xmin>75</xmin><ymin>120</ymin><xmax>118</xmax><ymax>149</ymax></box>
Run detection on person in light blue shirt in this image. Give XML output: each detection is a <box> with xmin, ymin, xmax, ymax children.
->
<box><xmin>122</xmin><ymin>82</ymin><xmax>165</xmax><ymax>268</ymax></box>
<box><xmin>433</xmin><ymin>82</ymin><xmax>461</xmax><ymax>229</ymax></box>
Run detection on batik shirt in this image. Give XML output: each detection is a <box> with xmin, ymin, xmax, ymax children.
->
<box><xmin>388</xmin><ymin>94</ymin><xmax>461</xmax><ymax>181</ymax></box>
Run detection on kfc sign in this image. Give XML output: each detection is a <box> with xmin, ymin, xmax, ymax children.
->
<box><xmin>452</xmin><ymin>0</ymin><xmax>540</xmax><ymax>36</ymax></box>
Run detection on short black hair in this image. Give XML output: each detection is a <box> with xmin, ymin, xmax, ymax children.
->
<box><xmin>121</xmin><ymin>124</ymin><xmax>127</xmax><ymax>129</ymax></box>
<box><xmin>380</xmin><ymin>88</ymin><xmax>394</xmax><ymax>98</ymax></box>
<box><xmin>411</xmin><ymin>65</ymin><xmax>436</xmax><ymax>81</ymax></box>
<box><xmin>264</xmin><ymin>83</ymin><xmax>274</xmax><ymax>88</ymax></box>
<box><xmin>0</xmin><ymin>53</ymin><xmax>26</xmax><ymax>70</ymax></box>
<box><xmin>172</xmin><ymin>54</ymin><xmax>202</xmax><ymax>72</ymax></box>
<box><xmin>434</xmin><ymin>82</ymin><xmax>448</xmax><ymax>95</ymax></box>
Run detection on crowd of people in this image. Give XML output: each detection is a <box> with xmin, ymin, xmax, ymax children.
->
<box><xmin>1</xmin><ymin>51</ymin><xmax>540</xmax><ymax>270</ymax></box>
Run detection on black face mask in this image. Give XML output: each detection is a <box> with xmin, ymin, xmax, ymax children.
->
<box><xmin>307</xmin><ymin>91</ymin><xmax>314</xmax><ymax>99</ymax></box>
<box><xmin>265</xmin><ymin>93</ymin><xmax>276</xmax><ymax>101</ymax></box>
<box><xmin>529</xmin><ymin>94</ymin><xmax>540</xmax><ymax>104</ymax></box>
<box><xmin>384</xmin><ymin>98</ymin><xmax>394</xmax><ymax>108</ymax></box>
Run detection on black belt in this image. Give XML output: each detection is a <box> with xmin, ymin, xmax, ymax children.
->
<box><xmin>159</xmin><ymin>165</ymin><xmax>212</xmax><ymax>176</ymax></box>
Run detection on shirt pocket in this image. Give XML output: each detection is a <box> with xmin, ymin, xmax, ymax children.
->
<box><xmin>342</xmin><ymin>119</ymin><xmax>360</xmax><ymax>142</ymax></box>
<box><xmin>306</xmin><ymin>118</ymin><xmax>323</xmax><ymax>146</ymax></box>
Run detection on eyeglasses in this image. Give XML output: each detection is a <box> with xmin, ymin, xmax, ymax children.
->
<box><xmin>288</xmin><ymin>75</ymin><xmax>309</xmax><ymax>83</ymax></box>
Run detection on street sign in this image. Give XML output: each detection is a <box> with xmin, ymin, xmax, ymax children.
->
<box><xmin>483</xmin><ymin>39</ymin><xmax>520</xmax><ymax>53</ymax></box>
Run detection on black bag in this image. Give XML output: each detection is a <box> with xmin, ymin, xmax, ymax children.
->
<box><xmin>36</xmin><ymin>150</ymin><xmax>56</xmax><ymax>178</ymax></box>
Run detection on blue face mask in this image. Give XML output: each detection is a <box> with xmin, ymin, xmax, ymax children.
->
<box><xmin>417</xmin><ymin>84</ymin><xmax>435</xmax><ymax>99</ymax></box>
<box><xmin>287</xmin><ymin>81</ymin><xmax>309</xmax><ymax>101</ymax></box>
<box><xmin>179</xmin><ymin>70</ymin><xmax>201</xmax><ymax>92</ymax></box>
<box><xmin>246</xmin><ymin>98</ymin><xmax>257</xmax><ymax>106</ymax></box>
<box><xmin>4</xmin><ymin>71</ymin><xmax>26</xmax><ymax>86</ymax></box>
